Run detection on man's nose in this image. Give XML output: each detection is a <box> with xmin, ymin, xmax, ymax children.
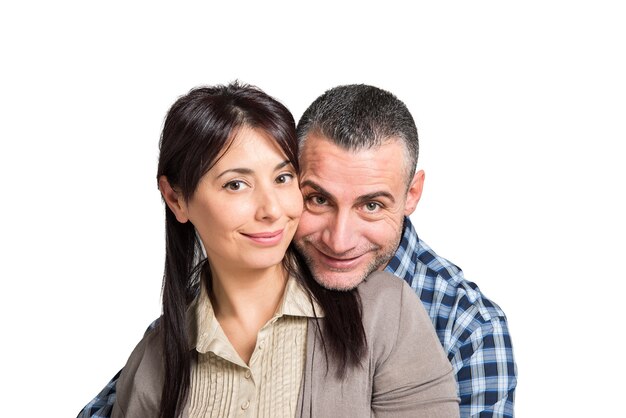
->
<box><xmin>321</xmin><ymin>210</ymin><xmax>357</xmax><ymax>255</ymax></box>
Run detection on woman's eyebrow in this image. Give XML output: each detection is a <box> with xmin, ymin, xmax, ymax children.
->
<box><xmin>215</xmin><ymin>167</ymin><xmax>253</xmax><ymax>179</ymax></box>
<box><xmin>275</xmin><ymin>160</ymin><xmax>292</xmax><ymax>170</ymax></box>
<box><xmin>216</xmin><ymin>160</ymin><xmax>292</xmax><ymax>179</ymax></box>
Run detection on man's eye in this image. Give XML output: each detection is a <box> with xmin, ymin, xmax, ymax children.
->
<box><xmin>223</xmin><ymin>180</ymin><xmax>247</xmax><ymax>191</ymax></box>
<box><xmin>305</xmin><ymin>195</ymin><xmax>328</xmax><ymax>206</ymax></box>
<box><xmin>313</xmin><ymin>196</ymin><xmax>328</xmax><ymax>205</ymax></box>
<box><xmin>364</xmin><ymin>202</ymin><xmax>381</xmax><ymax>212</ymax></box>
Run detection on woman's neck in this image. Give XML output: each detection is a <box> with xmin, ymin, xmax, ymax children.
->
<box><xmin>208</xmin><ymin>263</ymin><xmax>289</xmax><ymax>364</ymax></box>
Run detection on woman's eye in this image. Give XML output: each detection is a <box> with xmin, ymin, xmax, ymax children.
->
<box><xmin>223</xmin><ymin>180</ymin><xmax>247</xmax><ymax>191</ymax></box>
<box><xmin>276</xmin><ymin>173</ymin><xmax>294</xmax><ymax>184</ymax></box>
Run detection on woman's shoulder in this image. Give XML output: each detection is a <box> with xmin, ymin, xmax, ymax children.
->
<box><xmin>358</xmin><ymin>270</ymin><xmax>407</xmax><ymax>296</ymax></box>
<box><xmin>357</xmin><ymin>271</ymin><xmax>417</xmax><ymax>321</ymax></box>
<box><xmin>124</xmin><ymin>325</ymin><xmax>164</xmax><ymax>375</ymax></box>
<box><xmin>112</xmin><ymin>323</ymin><xmax>164</xmax><ymax>417</ymax></box>
<box><xmin>357</xmin><ymin>271</ymin><xmax>436</xmax><ymax>359</ymax></box>
<box><xmin>357</xmin><ymin>272</ymin><xmax>459</xmax><ymax>416</ymax></box>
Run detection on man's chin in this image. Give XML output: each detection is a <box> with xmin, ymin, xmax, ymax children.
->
<box><xmin>311</xmin><ymin>268</ymin><xmax>369</xmax><ymax>291</ymax></box>
<box><xmin>296</xmin><ymin>243</ymin><xmax>386</xmax><ymax>290</ymax></box>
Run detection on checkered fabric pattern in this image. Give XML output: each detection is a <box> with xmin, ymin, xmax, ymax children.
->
<box><xmin>386</xmin><ymin>218</ymin><xmax>517</xmax><ymax>417</ymax></box>
<box><xmin>76</xmin><ymin>370</ymin><xmax>120</xmax><ymax>418</ymax></box>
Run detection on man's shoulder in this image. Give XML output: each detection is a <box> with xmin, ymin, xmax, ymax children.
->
<box><xmin>389</xmin><ymin>222</ymin><xmax>508</xmax><ymax>338</ymax></box>
<box><xmin>392</xmin><ymin>221</ymin><xmax>516</xmax><ymax>415</ymax></box>
<box><xmin>420</xmin><ymin>239</ymin><xmax>506</xmax><ymax>320</ymax></box>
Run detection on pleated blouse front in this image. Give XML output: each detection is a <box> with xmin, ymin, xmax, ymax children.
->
<box><xmin>187</xmin><ymin>277</ymin><xmax>322</xmax><ymax>418</ymax></box>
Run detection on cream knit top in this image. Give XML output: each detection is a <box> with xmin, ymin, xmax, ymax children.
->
<box><xmin>187</xmin><ymin>277</ymin><xmax>322</xmax><ymax>418</ymax></box>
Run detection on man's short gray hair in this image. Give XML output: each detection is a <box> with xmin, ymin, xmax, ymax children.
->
<box><xmin>296</xmin><ymin>84</ymin><xmax>419</xmax><ymax>183</ymax></box>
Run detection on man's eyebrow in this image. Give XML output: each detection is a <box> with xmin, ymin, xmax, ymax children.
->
<box><xmin>216</xmin><ymin>160</ymin><xmax>292</xmax><ymax>179</ymax></box>
<box><xmin>300</xmin><ymin>181</ymin><xmax>395</xmax><ymax>204</ymax></box>
<box><xmin>355</xmin><ymin>191</ymin><xmax>396</xmax><ymax>204</ymax></box>
<box><xmin>300</xmin><ymin>180</ymin><xmax>334</xmax><ymax>198</ymax></box>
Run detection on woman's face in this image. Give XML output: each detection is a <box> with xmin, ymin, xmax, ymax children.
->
<box><xmin>185</xmin><ymin>127</ymin><xmax>303</xmax><ymax>276</ymax></box>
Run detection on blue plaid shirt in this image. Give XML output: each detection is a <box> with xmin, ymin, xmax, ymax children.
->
<box><xmin>78</xmin><ymin>217</ymin><xmax>516</xmax><ymax>418</ymax></box>
<box><xmin>386</xmin><ymin>218</ymin><xmax>517</xmax><ymax>417</ymax></box>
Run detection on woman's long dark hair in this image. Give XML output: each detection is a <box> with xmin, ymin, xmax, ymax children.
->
<box><xmin>156</xmin><ymin>82</ymin><xmax>366</xmax><ymax>418</ymax></box>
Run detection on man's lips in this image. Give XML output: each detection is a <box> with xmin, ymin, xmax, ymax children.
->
<box><xmin>241</xmin><ymin>229</ymin><xmax>284</xmax><ymax>245</ymax></box>
<box><xmin>314</xmin><ymin>248</ymin><xmax>366</xmax><ymax>270</ymax></box>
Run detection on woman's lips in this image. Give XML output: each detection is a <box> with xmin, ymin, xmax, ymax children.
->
<box><xmin>241</xmin><ymin>229</ymin><xmax>284</xmax><ymax>246</ymax></box>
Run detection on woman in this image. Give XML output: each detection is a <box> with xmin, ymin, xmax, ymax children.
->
<box><xmin>112</xmin><ymin>82</ymin><xmax>459</xmax><ymax>417</ymax></box>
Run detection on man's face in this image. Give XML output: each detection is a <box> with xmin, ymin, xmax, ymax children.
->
<box><xmin>294</xmin><ymin>134</ymin><xmax>423</xmax><ymax>290</ymax></box>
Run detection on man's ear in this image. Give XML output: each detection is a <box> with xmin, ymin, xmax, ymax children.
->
<box><xmin>158</xmin><ymin>175</ymin><xmax>190</xmax><ymax>223</ymax></box>
<box><xmin>403</xmin><ymin>170</ymin><xmax>425</xmax><ymax>216</ymax></box>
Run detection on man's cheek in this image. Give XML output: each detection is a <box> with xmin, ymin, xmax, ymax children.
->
<box><xmin>295</xmin><ymin>212</ymin><xmax>319</xmax><ymax>238</ymax></box>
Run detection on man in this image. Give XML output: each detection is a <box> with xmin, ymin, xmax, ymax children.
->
<box><xmin>79</xmin><ymin>84</ymin><xmax>516</xmax><ymax>418</ymax></box>
<box><xmin>294</xmin><ymin>85</ymin><xmax>516</xmax><ymax>417</ymax></box>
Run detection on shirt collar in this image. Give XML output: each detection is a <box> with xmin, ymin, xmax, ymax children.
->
<box><xmin>384</xmin><ymin>217</ymin><xmax>420</xmax><ymax>283</ymax></box>
<box><xmin>188</xmin><ymin>276</ymin><xmax>322</xmax><ymax>356</ymax></box>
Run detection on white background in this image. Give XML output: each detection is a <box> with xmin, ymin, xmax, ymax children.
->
<box><xmin>1</xmin><ymin>1</ymin><xmax>624</xmax><ymax>416</ymax></box>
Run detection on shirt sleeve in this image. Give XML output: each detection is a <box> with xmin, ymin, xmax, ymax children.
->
<box><xmin>76</xmin><ymin>370</ymin><xmax>121</xmax><ymax>418</ymax></box>
<box><xmin>371</xmin><ymin>280</ymin><xmax>460</xmax><ymax>417</ymax></box>
<box><xmin>453</xmin><ymin>317</ymin><xmax>517</xmax><ymax>417</ymax></box>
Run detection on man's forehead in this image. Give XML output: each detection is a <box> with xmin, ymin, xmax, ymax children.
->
<box><xmin>299</xmin><ymin>134</ymin><xmax>407</xmax><ymax>197</ymax></box>
<box><xmin>302</xmin><ymin>133</ymin><xmax>407</xmax><ymax>163</ymax></box>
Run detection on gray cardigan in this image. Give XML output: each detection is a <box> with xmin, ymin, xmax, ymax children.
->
<box><xmin>113</xmin><ymin>271</ymin><xmax>459</xmax><ymax>417</ymax></box>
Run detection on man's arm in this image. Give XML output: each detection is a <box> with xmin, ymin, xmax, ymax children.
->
<box><xmin>76</xmin><ymin>370</ymin><xmax>120</xmax><ymax>418</ymax></box>
<box><xmin>77</xmin><ymin>320</ymin><xmax>160</xmax><ymax>418</ymax></box>
<box><xmin>452</xmin><ymin>317</ymin><xmax>517</xmax><ymax>418</ymax></box>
